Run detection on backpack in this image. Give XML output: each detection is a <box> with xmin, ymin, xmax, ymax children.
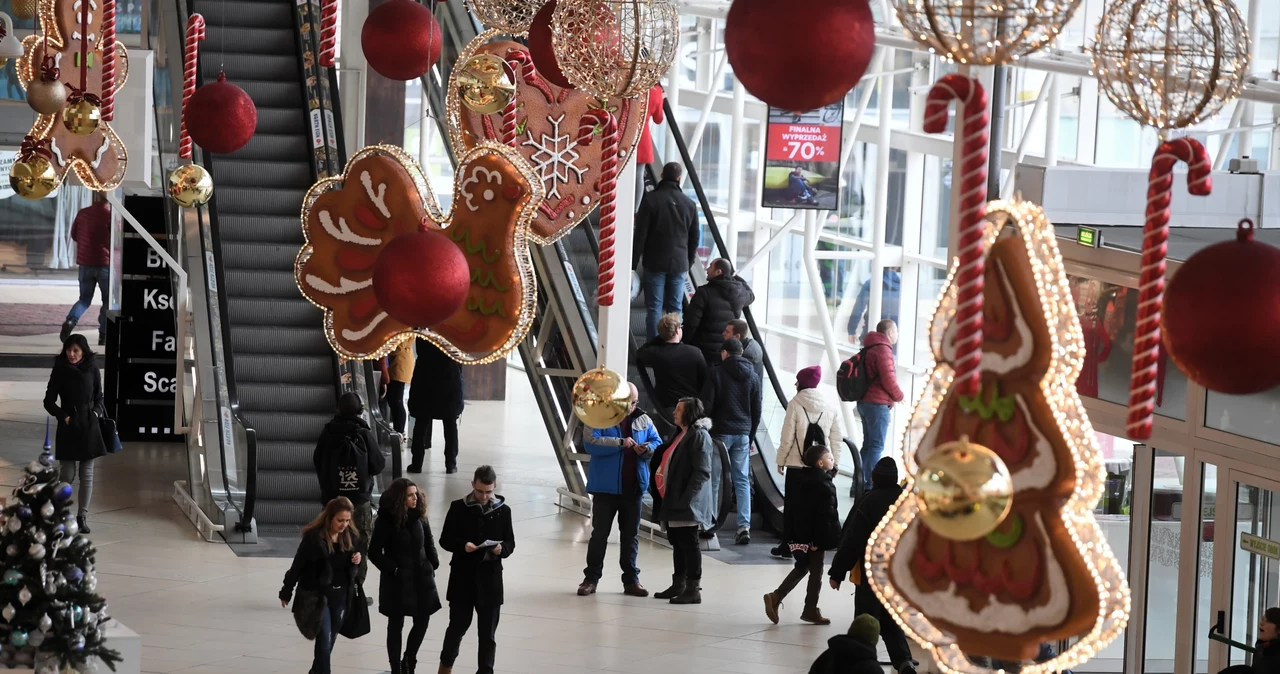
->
<box><xmin>836</xmin><ymin>344</ymin><xmax>885</xmax><ymax>402</ymax></box>
<box><xmin>329</xmin><ymin>431</ymin><xmax>369</xmax><ymax>499</ymax></box>
<box><xmin>802</xmin><ymin>409</ymin><xmax>826</xmax><ymax>450</ymax></box>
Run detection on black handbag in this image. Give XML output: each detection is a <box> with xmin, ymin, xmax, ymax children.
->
<box><xmin>98</xmin><ymin>414</ymin><xmax>122</xmax><ymax>454</ymax></box>
<box><xmin>291</xmin><ymin>590</ymin><xmax>325</xmax><ymax>641</ymax></box>
<box><xmin>340</xmin><ymin>583</ymin><xmax>371</xmax><ymax>639</ymax></box>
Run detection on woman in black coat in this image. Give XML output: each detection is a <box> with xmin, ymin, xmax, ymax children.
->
<box><xmin>42</xmin><ymin>334</ymin><xmax>106</xmax><ymax>533</ymax></box>
<box><xmin>279</xmin><ymin>497</ymin><xmax>362</xmax><ymax>674</ymax></box>
<box><xmin>407</xmin><ymin>339</ymin><xmax>464</xmax><ymax>474</ymax></box>
<box><xmin>764</xmin><ymin>444</ymin><xmax>841</xmax><ymax>626</ymax></box>
<box><xmin>369</xmin><ymin>478</ymin><xmax>440</xmax><ymax>674</ymax></box>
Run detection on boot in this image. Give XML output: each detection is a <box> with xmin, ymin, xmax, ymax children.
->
<box><xmin>669</xmin><ymin>583</ymin><xmax>701</xmax><ymax>605</ymax></box>
<box><xmin>800</xmin><ymin>607</ymin><xmax>831</xmax><ymax>625</ymax></box>
<box><xmin>59</xmin><ymin>319</ymin><xmax>75</xmax><ymax>343</ymax></box>
<box><xmin>436</xmin><ymin>664</ymin><xmax>451</xmax><ymax>674</ymax></box>
<box><xmin>387</xmin><ymin>661</ymin><xmax>401</xmax><ymax>674</ymax></box>
<box><xmin>77</xmin><ymin>515</ymin><xmax>90</xmax><ymax>535</ymax></box>
<box><xmin>401</xmin><ymin>657</ymin><xmax>416</xmax><ymax>674</ymax></box>
<box><xmin>763</xmin><ymin>592</ymin><xmax>781</xmax><ymax>624</ymax></box>
<box><xmin>653</xmin><ymin>575</ymin><xmax>685</xmax><ymax>600</ymax></box>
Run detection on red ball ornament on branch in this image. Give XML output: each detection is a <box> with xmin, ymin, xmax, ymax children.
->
<box><xmin>1163</xmin><ymin>219</ymin><xmax>1280</xmax><ymax>395</ymax></box>
<box><xmin>528</xmin><ymin>0</ymin><xmax>573</xmax><ymax>90</ymax></box>
<box><xmin>725</xmin><ymin>0</ymin><xmax>875</xmax><ymax>112</ymax></box>
<box><xmin>372</xmin><ymin>229</ymin><xmax>470</xmax><ymax>329</ymax></box>
<box><xmin>361</xmin><ymin>0</ymin><xmax>443</xmax><ymax>81</ymax></box>
<box><xmin>185</xmin><ymin>73</ymin><xmax>258</xmax><ymax>155</ymax></box>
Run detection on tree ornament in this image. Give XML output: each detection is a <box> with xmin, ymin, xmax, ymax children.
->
<box><xmin>37</xmin><ymin>614</ymin><xmax>51</xmax><ymax>632</ymax></box>
<box><xmin>891</xmin><ymin>0</ymin><xmax>1081</xmax><ymax>66</ymax></box>
<box><xmin>1092</xmin><ymin>0</ymin><xmax>1249</xmax><ymax>130</ymax></box>
<box><xmin>2</xmin><ymin>605</ymin><xmax>14</xmax><ymax>622</ymax></box>
<box><xmin>84</xmin><ymin>575</ymin><xmax>96</xmax><ymax>592</ymax></box>
<box><xmin>1162</xmin><ymin>219</ymin><xmax>1280</xmax><ymax>394</ymax></box>
<box><xmin>15</xmin><ymin>508</ymin><xmax>30</xmax><ymax>522</ymax></box>
<box><xmin>63</xmin><ymin>567</ymin><xmax>82</xmax><ymax>586</ymax></box>
<box><xmin>914</xmin><ymin>436</ymin><xmax>1013</xmax><ymax>541</ymax></box>
<box><xmin>185</xmin><ymin>72</ymin><xmax>257</xmax><ymax>155</ymax></box>
<box><xmin>52</xmin><ymin>483</ymin><xmax>71</xmax><ymax>503</ymax></box>
<box><xmin>27</xmin><ymin>544</ymin><xmax>44</xmax><ymax>561</ymax></box>
<box><xmin>465</xmin><ymin>0</ymin><xmax>541</xmax><ymax>33</ymax></box>
<box><xmin>17</xmin><ymin>588</ymin><xmax>31</xmax><ymax>606</ymax></box>
<box><xmin>39</xmin><ymin>502</ymin><xmax>54</xmax><ymax>520</ymax></box>
<box><xmin>168</xmin><ymin>163</ymin><xmax>214</xmax><ymax>208</ymax></box>
<box><xmin>3</xmin><ymin>571</ymin><xmax>22</xmax><ymax>587</ymax></box>
<box><xmin>371</xmin><ymin>230</ymin><xmax>471</xmax><ymax>330</ymax></box>
<box><xmin>527</xmin><ymin>1</ymin><xmax>573</xmax><ymax>90</ymax></box>
<box><xmin>571</xmin><ymin>367</ymin><xmax>630</xmax><ymax>429</ymax></box>
<box><xmin>455</xmin><ymin>54</ymin><xmax>516</xmax><ymax>115</ymax></box>
<box><xmin>361</xmin><ymin>0</ymin><xmax>442</xmax><ymax>81</ymax></box>
<box><xmin>4</xmin><ymin>546</ymin><xmax>16</xmax><ymax>558</ymax></box>
<box><xmin>29</xmin><ymin>634</ymin><xmax>47</xmax><ymax>651</ymax></box>
<box><xmin>70</xmin><ymin>605</ymin><xmax>83</xmax><ymax>625</ymax></box>
<box><xmin>5</xmin><ymin>519</ymin><xmax>19</xmax><ymax>534</ymax></box>
<box><xmin>551</xmin><ymin>0</ymin><xmax>678</xmax><ymax>100</ymax></box>
<box><xmin>8</xmin><ymin>136</ymin><xmax>57</xmax><ymax>200</ymax></box>
<box><xmin>38</xmin><ymin>454</ymin><xmax>53</xmax><ymax>468</ymax></box>
<box><xmin>8</xmin><ymin>631</ymin><xmax>26</xmax><ymax>648</ymax></box>
<box><xmin>63</xmin><ymin>518</ymin><xmax>78</xmax><ymax>537</ymax></box>
<box><xmin>725</xmin><ymin>0</ymin><xmax>875</xmax><ymax>111</ymax></box>
<box><xmin>68</xmin><ymin>633</ymin><xmax>83</xmax><ymax>651</ymax></box>
<box><xmin>26</xmin><ymin>68</ymin><xmax>68</xmax><ymax>116</ymax></box>
<box><xmin>11</xmin><ymin>0</ymin><xmax>35</xmax><ymax>20</ymax></box>
<box><xmin>32</xmin><ymin>531</ymin><xmax>45</xmax><ymax>545</ymax></box>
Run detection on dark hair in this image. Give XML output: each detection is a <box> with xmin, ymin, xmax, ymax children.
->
<box><xmin>301</xmin><ymin>496</ymin><xmax>357</xmax><ymax>551</ymax></box>
<box><xmin>802</xmin><ymin>444</ymin><xmax>831</xmax><ymax>468</ymax></box>
<box><xmin>676</xmin><ymin>396</ymin><xmax>705</xmax><ymax>426</ymax></box>
<box><xmin>378</xmin><ymin>478</ymin><xmax>425</xmax><ymax>525</ymax></box>
<box><xmin>876</xmin><ymin>319</ymin><xmax>897</xmax><ymax>334</ymax></box>
<box><xmin>58</xmin><ymin>334</ymin><xmax>93</xmax><ymax>364</ymax></box>
<box><xmin>726</xmin><ymin>319</ymin><xmax>748</xmax><ymax>339</ymax></box>
<box><xmin>337</xmin><ymin>391</ymin><xmax>364</xmax><ymax>417</ymax></box>
<box><xmin>1266</xmin><ymin>607</ymin><xmax>1280</xmax><ymax>628</ymax></box>
<box><xmin>721</xmin><ymin>338</ymin><xmax>743</xmax><ymax>356</ymax></box>
<box><xmin>661</xmin><ymin>162</ymin><xmax>683</xmax><ymax>182</ymax></box>
<box><xmin>474</xmin><ymin>465</ymin><xmax>497</xmax><ymax>485</ymax></box>
<box><xmin>710</xmin><ymin>258</ymin><xmax>733</xmax><ymax>277</ymax></box>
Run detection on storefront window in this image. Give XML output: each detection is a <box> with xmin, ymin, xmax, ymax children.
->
<box><xmin>0</xmin><ymin>190</ymin><xmax>86</xmax><ymax>279</ymax></box>
<box><xmin>1206</xmin><ymin>388</ymin><xmax>1280</xmax><ymax>446</ymax></box>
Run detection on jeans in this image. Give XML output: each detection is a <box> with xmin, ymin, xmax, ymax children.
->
<box><xmin>583</xmin><ymin>492</ymin><xmax>642</xmax><ymax>585</ymax></box>
<box><xmin>858</xmin><ymin>402</ymin><xmax>892</xmax><ymax>491</ymax></box>
<box><xmin>775</xmin><ymin>549</ymin><xmax>824</xmax><ymax>611</ymax></box>
<box><xmin>313</xmin><ymin>588</ymin><xmax>348</xmax><ymax>674</ymax></box>
<box><xmin>713</xmin><ymin>434</ymin><xmax>752</xmax><ymax>532</ymax></box>
<box><xmin>642</xmin><ymin>270</ymin><xmax>686</xmax><ymax>339</ymax></box>
<box><xmin>67</xmin><ymin>266</ymin><xmax>109</xmax><ymax>334</ymax></box>
<box><xmin>667</xmin><ymin>526</ymin><xmax>702</xmax><ymax>582</ymax></box>
<box><xmin>385</xmin><ymin>381</ymin><xmax>407</xmax><ymax>434</ymax></box>
<box><xmin>387</xmin><ymin>614</ymin><xmax>429</xmax><ymax>667</ymax></box>
<box><xmin>440</xmin><ymin>600</ymin><xmax>501</xmax><ymax>674</ymax></box>
<box><xmin>411</xmin><ymin>416</ymin><xmax>458</xmax><ymax>469</ymax></box>
<box><xmin>854</xmin><ymin>582</ymin><xmax>914</xmax><ymax>670</ymax></box>
<box><xmin>58</xmin><ymin>460</ymin><xmax>94</xmax><ymax>516</ymax></box>
<box><xmin>352</xmin><ymin>501</ymin><xmax>373</xmax><ymax>585</ymax></box>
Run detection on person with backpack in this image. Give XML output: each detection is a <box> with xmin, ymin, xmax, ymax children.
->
<box><xmin>314</xmin><ymin>392</ymin><xmax>386</xmax><ymax>588</ymax></box>
<box><xmin>772</xmin><ymin>365</ymin><xmax>844</xmax><ymax>558</ymax></box>
<box><xmin>763</xmin><ymin>444</ymin><xmax>841</xmax><ymax>626</ymax></box>
<box><xmin>851</xmin><ymin>320</ymin><xmax>903</xmax><ymax>492</ymax></box>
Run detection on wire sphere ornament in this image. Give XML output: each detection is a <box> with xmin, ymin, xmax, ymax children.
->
<box><xmin>551</xmin><ymin>0</ymin><xmax>679</xmax><ymax>100</ymax></box>
<box><xmin>1092</xmin><ymin>0</ymin><xmax>1249</xmax><ymax>130</ymax></box>
<box><xmin>891</xmin><ymin>0</ymin><xmax>1084</xmax><ymax>65</ymax></box>
<box><xmin>465</xmin><ymin>0</ymin><xmax>542</xmax><ymax>34</ymax></box>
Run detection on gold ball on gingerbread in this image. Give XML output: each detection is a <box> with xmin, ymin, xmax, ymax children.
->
<box><xmin>62</xmin><ymin>99</ymin><xmax>100</xmax><ymax>136</ymax></box>
<box><xmin>456</xmin><ymin>54</ymin><xmax>515</xmax><ymax>115</ymax></box>
<box><xmin>10</xmin><ymin>156</ymin><xmax>57</xmax><ymax>200</ymax></box>
<box><xmin>168</xmin><ymin>163</ymin><xmax>214</xmax><ymax>208</ymax></box>
<box><xmin>571</xmin><ymin>368</ymin><xmax>630</xmax><ymax>429</ymax></box>
<box><xmin>913</xmin><ymin>436</ymin><xmax>1014</xmax><ymax>542</ymax></box>
<box><xmin>26</xmin><ymin>79</ymin><xmax>68</xmax><ymax>116</ymax></box>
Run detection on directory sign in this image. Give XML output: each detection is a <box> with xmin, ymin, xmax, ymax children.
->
<box><xmin>761</xmin><ymin>101</ymin><xmax>844</xmax><ymax>211</ymax></box>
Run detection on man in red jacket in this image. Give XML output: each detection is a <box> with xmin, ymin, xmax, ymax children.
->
<box><xmin>858</xmin><ymin>320</ymin><xmax>904</xmax><ymax>492</ymax></box>
<box><xmin>60</xmin><ymin>193</ymin><xmax>112</xmax><ymax>345</ymax></box>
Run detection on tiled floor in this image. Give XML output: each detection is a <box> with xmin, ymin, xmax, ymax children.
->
<box><xmin>0</xmin><ymin>366</ymin><xmax>902</xmax><ymax>674</ymax></box>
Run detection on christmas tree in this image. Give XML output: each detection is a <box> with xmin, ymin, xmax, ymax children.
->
<box><xmin>0</xmin><ymin>448</ymin><xmax>119</xmax><ymax>672</ymax></box>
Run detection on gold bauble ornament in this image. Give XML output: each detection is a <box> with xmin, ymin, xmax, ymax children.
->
<box><xmin>455</xmin><ymin>54</ymin><xmax>516</xmax><ymax>115</ymax></box>
<box><xmin>913</xmin><ymin>436</ymin><xmax>1013</xmax><ymax>542</ymax></box>
<box><xmin>571</xmin><ymin>367</ymin><xmax>630</xmax><ymax>429</ymax></box>
<box><xmin>168</xmin><ymin>163</ymin><xmax>214</xmax><ymax>208</ymax></box>
<box><xmin>11</xmin><ymin>0</ymin><xmax>36</xmax><ymax>20</ymax></box>
<box><xmin>62</xmin><ymin>99</ymin><xmax>100</xmax><ymax>136</ymax></box>
<box><xmin>465</xmin><ymin>0</ymin><xmax>541</xmax><ymax>34</ymax></box>
<box><xmin>9</xmin><ymin>156</ymin><xmax>57</xmax><ymax>200</ymax></box>
<box><xmin>26</xmin><ymin>79</ymin><xmax>68</xmax><ymax>116</ymax></box>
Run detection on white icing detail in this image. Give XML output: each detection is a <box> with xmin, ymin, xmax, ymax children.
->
<box><xmin>483</xmin><ymin>189</ymin><xmax>494</xmax><ymax>201</ymax></box>
<box><xmin>941</xmin><ymin>257</ymin><xmax>1033</xmax><ymax>374</ymax></box>
<box><xmin>359</xmin><ymin>171</ymin><xmax>391</xmax><ymax>218</ymax></box>
<box><xmin>892</xmin><ymin>511</ymin><xmax>1070</xmax><ymax>632</ymax></box>
<box><xmin>304</xmin><ymin>274</ymin><xmax>371</xmax><ymax>295</ymax></box>
<box><xmin>568</xmin><ymin>211</ymin><xmax>575</xmax><ymax>219</ymax></box>
<box><xmin>460</xmin><ymin>165</ymin><xmax>503</xmax><ymax>212</ymax></box>
<box><xmin>319</xmin><ymin>211</ymin><xmax>381</xmax><ymax>246</ymax></box>
<box><xmin>918</xmin><ymin>392</ymin><xmax>1056</xmax><ymax>493</ymax></box>
<box><xmin>90</xmin><ymin>134</ymin><xmax>110</xmax><ymax>169</ymax></box>
<box><xmin>521</xmin><ymin>113</ymin><xmax>587</xmax><ymax>199</ymax></box>
<box><xmin>49</xmin><ymin>137</ymin><xmax>65</xmax><ymax>165</ymax></box>
<box><xmin>341</xmin><ymin>312</ymin><xmax>389</xmax><ymax>341</ymax></box>
<box><xmin>581</xmin><ymin>196</ymin><xmax>590</xmax><ymax>205</ymax></box>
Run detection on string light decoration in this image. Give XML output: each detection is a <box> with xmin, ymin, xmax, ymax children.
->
<box><xmin>866</xmin><ymin>199</ymin><xmax>1130</xmax><ymax>674</ymax></box>
<box><xmin>550</xmin><ymin>0</ymin><xmax>679</xmax><ymax>101</ymax></box>
<box><xmin>891</xmin><ymin>0</ymin><xmax>1084</xmax><ymax>65</ymax></box>
<box><xmin>465</xmin><ymin>0</ymin><xmax>542</xmax><ymax>34</ymax></box>
<box><xmin>1092</xmin><ymin>0</ymin><xmax>1249</xmax><ymax>130</ymax></box>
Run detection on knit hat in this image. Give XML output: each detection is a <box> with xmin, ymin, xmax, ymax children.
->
<box><xmin>796</xmin><ymin>365</ymin><xmax>822</xmax><ymax>390</ymax></box>
<box><xmin>871</xmin><ymin>457</ymin><xmax>899</xmax><ymax>488</ymax></box>
<box><xmin>721</xmin><ymin>338</ymin><xmax>743</xmax><ymax>357</ymax></box>
<box><xmin>848</xmin><ymin>614</ymin><xmax>880</xmax><ymax>645</ymax></box>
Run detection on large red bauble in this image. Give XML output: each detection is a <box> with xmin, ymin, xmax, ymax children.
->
<box><xmin>372</xmin><ymin>230</ymin><xmax>470</xmax><ymax>329</ymax></box>
<box><xmin>185</xmin><ymin>73</ymin><xmax>257</xmax><ymax>155</ymax></box>
<box><xmin>725</xmin><ymin>0</ymin><xmax>875</xmax><ymax>112</ymax></box>
<box><xmin>528</xmin><ymin>0</ymin><xmax>573</xmax><ymax>90</ymax></box>
<box><xmin>1163</xmin><ymin>221</ymin><xmax>1280</xmax><ymax>395</ymax></box>
<box><xmin>361</xmin><ymin>0</ymin><xmax>443</xmax><ymax>81</ymax></box>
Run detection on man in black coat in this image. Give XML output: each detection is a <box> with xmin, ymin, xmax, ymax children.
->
<box><xmin>707</xmin><ymin>338</ymin><xmax>761</xmax><ymax>544</ymax></box>
<box><xmin>634</xmin><ymin>162</ymin><xmax>700</xmax><ymax>339</ymax></box>
<box><xmin>408</xmin><ymin>338</ymin><xmax>464</xmax><ymax>474</ymax></box>
<box><xmin>635</xmin><ymin>312</ymin><xmax>710</xmax><ymax>421</ymax></box>
<box><xmin>438</xmin><ymin>465</ymin><xmax>515</xmax><ymax>674</ymax></box>
<box><xmin>313</xmin><ymin>392</ymin><xmax>386</xmax><ymax>586</ymax></box>
<box><xmin>683</xmin><ymin>258</ymin><xmax>756</xmax><ymax>364</ymax></box>
<box><xmin>829</xmin><ymin>458</ymin><xmax>917</xmax><ymax>674</ymax></box>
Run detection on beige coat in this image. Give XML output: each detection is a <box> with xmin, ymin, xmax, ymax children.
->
<box><xmin>388</xmin><ymin>341</ymin><xmax>415</xmax><ymax>383</ymax></box>
<box><xmin>776</xmin><ymin>388</ymin><xmax>845</xmax><ymax>469</ymax></box>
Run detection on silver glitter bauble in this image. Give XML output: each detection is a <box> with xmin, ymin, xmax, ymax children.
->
<box><xmin>18</xmin><ymin>587</ymin><xmax>31</xmax><ymax>606</ymax></box>
<box><xmin>27</xmin><ymin>544</ymin><xmax>44</xmax><ymax>561</ymax></box>
<box><xmin>1</xmin><ymin>604</ymin><xmax>13</xmax><ymax>622</ymax></box>
<box><xmin>39</xmin><ymin>502</ymin><xmax>54</xmax><ymax>519</ymax></box>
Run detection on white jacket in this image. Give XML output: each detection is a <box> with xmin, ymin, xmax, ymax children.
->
<box><xmin>777</xmin><ymin>388</ymin><xmax>845</xmax><ymax>469</ymax></box>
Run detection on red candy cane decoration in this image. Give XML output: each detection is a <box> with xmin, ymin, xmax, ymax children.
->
<box><xmin>101</xmin><ymin>0</ymin><xmax>116</xmax><ymax>120</ymax></box>
<box><xmin>577</xmin><ymin>109</ymin><xmax>620</xmax><ymax>306</ymax></box>
<box><xmin>178</xmin><ymin>14</ymin><xmax>205</xmax><ymax>160</ymax></box>
<box><xmin>318</xmin><ymin>0</ymin><xmax>338</xmax><ymax>68</ymax></box>
<box><xmin>1126</xmin><ymin>138</ymin><xmax>1211</xmax><ymax>440</ymax></box>
<box><xmin>923</xmin><ymin>74</ymin><xmax>989</xmax><ymax>396</ymax></box>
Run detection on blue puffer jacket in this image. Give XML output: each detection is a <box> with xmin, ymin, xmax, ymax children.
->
<box><xmin>585</xmin><ymin>411</ymin><xmax>663</xmax><ymax>495</ymax></box>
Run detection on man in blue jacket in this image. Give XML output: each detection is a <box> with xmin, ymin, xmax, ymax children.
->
<box><xmin>579</xmin><ymin>383</ymin><xmax>663</xmax><ymax>598</ymax></box>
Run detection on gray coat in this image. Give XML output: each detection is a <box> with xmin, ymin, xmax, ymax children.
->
<box><xmin>660</xmin><ymin>418</ymin><xmax>715</xmax><ymax>530</ymax></box>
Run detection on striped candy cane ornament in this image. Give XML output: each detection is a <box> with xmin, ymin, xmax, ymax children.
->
<box><xmin>318</xmin><ymin>0</ymin><xmax>338</xmax><ymax>68</ymax></box>
<box><xmin>923</xmin><ymin>74</ymin><xmax>989</xmax><ymax>396</ymax></box>
<box><xmin>1126</xmin><ymin>138</ymin><xmax>1212</xmax><ymax>440</ymax></box>
<box><xmin>576</xmin><ymin>109</ymin><xmax>620</xmax><ymax>306</ymax></box>
<box><xmin>101</xmin><ymin>0</ymin><xmax>116</xmax><ymax>121</ymax></box>
<box><xmin>178</xmin><ymin>14</ymin><xmax>206</xmax><ymax>160</ymax></box>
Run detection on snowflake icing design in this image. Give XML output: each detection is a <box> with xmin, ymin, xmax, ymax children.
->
<box><xmin>522</xmin><ymin>114</ymin><xmax>587</xmax><ymax>199</ymax></box>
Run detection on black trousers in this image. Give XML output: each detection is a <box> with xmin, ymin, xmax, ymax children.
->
<box><xmin>668</xmin><ymin>526</ymin><xmax>702</xmax><ymax>582</ymax></box>
<box><xmin>411</xmin><ymin>416</ymin><xmax>458</xmax><ymax>468</ymax></box>
<box><xmin>385</xmin><ymin>382</ymin><xmax>407</xmax><ymax>434</ymax></box>
<box><xmin>440</xmin><ymin>600</ymin><xmax>501</xmax><ymax>674</ymax></box>
<box><xmin>774</xmin><ymin>469</ymin><xmax>804</xmax><ymax>549</ymax></box>
<box><xmin>583</xmin><ymin>492</ymin><xmax>643</xmax><ymax>585</ymax></box>
<box><xmin>854</xmin><ymin>582</ymin><xmax>914</xmax><ymax>669</ymax></box>
<box><xmin>775</xmin><ymin>549</ymin><xmax>824</xmax><ymax>611</ymax></box>
<box><xmin>386</xmin><ymin>614</ymin><xmax>428</xmax><ymax>666</ymax></box>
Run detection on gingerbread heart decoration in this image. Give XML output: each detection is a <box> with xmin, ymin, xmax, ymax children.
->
<box><xmin>866</xmin><ymin>199</ymin><xmax>1129</xmax><ymax>673</ymax></box>
<box><xmin>296</xmin><ymin>143</ymin><xmax>544</xmax><ymax>363</ymax></box>
<box><xmin>446</xmin><ymin>31</ymin><xmax>646</xmax><ymax>245</ymax></box>
<box><xmin>17</xmin><ymin>0</ymin><xmax>129</xmax><ymax>190</ymax></box>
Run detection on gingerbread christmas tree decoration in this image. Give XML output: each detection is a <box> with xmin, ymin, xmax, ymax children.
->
<box><xmin>296</xmin><ymin>142</ymin><xmax>544</xmax><ymax>364</ymax></box>
<box><xmin>866</xmin><ymin>198</ymin><xmax>1130</xmax><ymax>674</ymax></box>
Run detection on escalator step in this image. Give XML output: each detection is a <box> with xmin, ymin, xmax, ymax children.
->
<box><xmin>239</xmin><ymin>383</ymin><xmax>334</xmax><ymax>414</ymax></box>
<box><xmin>222</xmin><ymin>242</ymin><xmax>303</xmax><ymax>270</ymax></box>
<box><xmin>223</xmin><ymin>269</ymin><xmax>303</xmax><ymax>299</ymax></box>
<box><xmin>216</xmin><ymin>186</ymin><xmax>307</xmax><ymax>216</ymax></box>
<box><xmin>222</xmin><ymin>134</ymin><xmax>312</xmax><ymax>162</ymax></box>
<box><xmin>254</xmin><ymin>108</ymin><xmax>309</xmax><ymax>136</ymax></box>
<box><xmin>256</xmin><ymin>441</ymin><xmax>318</xmax><ymax>471</ymax></box>
<box><xmin>227</xmin><ymin>297</ymin><xmax>321</xmax><ymax>328</ymax></box>
<box><xmin>241</xmin><ymin>411</ymin><xmax>330</xmax><ymax>442</ymax></box>
<box><xmin>218</xmin><ymin>215</ymin><xmax>305</xmax><ymax>245</ymax></box>
<box><xmin>237</xmin><ymin>79</ymin><xmax>305</xmax><ymax>109</ymax></box>
<box><xmin>202</xmin><ymin>27</ymin><xmax>296</xmax><ymax>54</ymax></box>
<box><xmin>211</xmin><ymin>160</ymin><xmax>312</xmax><ymax>189</ymax></box>
<box><xmin>202</xmin><ymin>53</ymin><xmax>298</xmax><ymax>83</ymax></box>
<box><xmin>257</xmin><ymin>469</ymin><xmax>323</xmax><ymax>501</ymax></box>
<box><xmin>192</xmin><ymin>0</ymin><xmax>292</xmax><ymax>27</ymax></box>
<box><xmin>231</xmin><ymin>325</ymin><xmax>330</xmax><ymax>354</ymax></box>
<box><xmin>254</xmin><ymin>499</ymin><xmax>321</xmax><ymax>527</ymax></box>
<box><xmin>236</xmin><ymin>354</ymin><xmax>333</xmax><ymax>384</ymax></box>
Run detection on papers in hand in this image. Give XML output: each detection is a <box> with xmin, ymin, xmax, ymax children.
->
<box><xmin>477</xmin><ymin>540</ymin><xmax>502</xmax><ymax>549</ymax></box>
